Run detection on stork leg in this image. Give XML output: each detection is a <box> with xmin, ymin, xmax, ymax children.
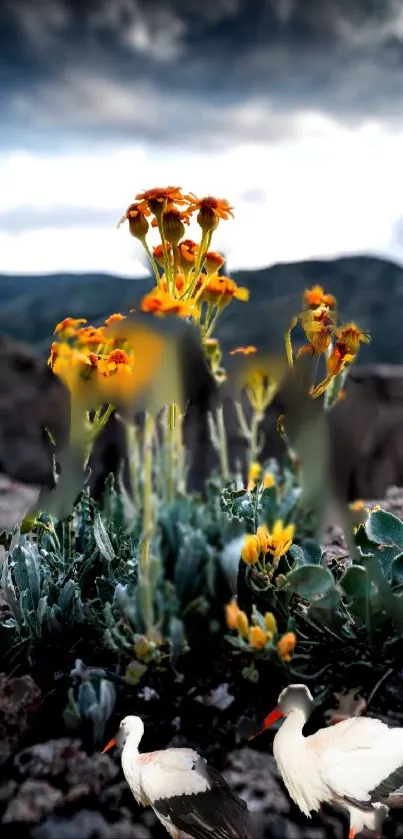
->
<box><xmin>348</xmin><ymin>830</ymin><xmax>356</xmax><ymax>839</ymax></box>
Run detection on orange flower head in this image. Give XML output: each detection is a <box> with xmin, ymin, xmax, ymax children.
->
<box><xmin>326</xmin><ymin>342</ymin><xmax>354</xmax><ymax>376</ymax></box>
<box><xmin>178</xmin><ymin>239</ymin><xmax>199</xmax><ymax>271</ymax></box>
<box><xmin>187</xmin><ymin>194</ymin><xmax>234</xmax><ymax>231</ymax></box>
<box><xmin>248</xmin><ymin>626</ymin><xmax>267</xmax><ymax>650</ymax></box>
<box><xmin>104</xmin><ymin>313</ymin><xmax>126</xmax><ymax>327</ymax></box>
<box><xmin>241</xmin><ymin>534</ymin><xmax>260</xmax><ymax>565</ymax></box>
<box><xmin>337</xmin><ymin>323</ymin><xmax>370</xmax><ymax>355</ymax></box>
<box><xmin>141</xmin><ymin>288</ymin><xmax>198</xmax><ymax>319</ymax></box>
<box><xmin>229</xmin><ymin>345</ymin><xmax>257</xmax><ymax>356</ymax></box>
<box><xmin>277</xmin><ymin>631</ymin><xmax>297</xmax><ymax>662</ymax></box>
<box><xmin>303</xmin><ymin>285</ymin><xmax>336</xmax><ymax>309</ymax></box>
<box><xmin>75</xmin><ymin>326</ymin><xmax>106</xmax><ymax>346</ymax></box>
<box><xmin>198</xmin><ymin>274</ymin><xmax>249</xmax><ymax>306</ymax></box>
<box><xmin>225</xmin><ymin>599</ymin><xmax>241</xmax><ymax>630</ymax></box>
<box><xmin>205</xmin><ymin>251</ymin><xmax>225</xmax><ymax>275</ymax></box>
<box><xmin>153</xmin><ymin>242</ymin><xmax>173</xmax><ymax>267</ymax></box>
<box><xmin>118</xmin><ymin>203</ymin><xmax>150</xmax><ymax>239</ymax></box>
<box><xmin>54</xmin><ymin>317</ymin><xmax>87</xmax><ymax>337</ymax></box>
<box><xmin>135</xmin><ymin>186</ymin><xmax>189</xmax><ymax>218</ymax></box>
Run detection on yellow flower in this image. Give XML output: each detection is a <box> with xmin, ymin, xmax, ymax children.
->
<box><xmin>248</xmin><ymin>461</ymin><xmax>261</xmax><ymax>485</ymax></box>
<box><xmin>277</xmin><ymin>631</ymin><xmax>297</xmax><ymax>662</ymax></box>
<box><xmin>225</xmin><ymin>599</ymin><xmax>241</xmax><ymax>630</ymax></box>
<box><xmin>104</xmin><ymin>313</ymin><xmax>126</xmax><ymax>327</ymax></box>
<box><xmin>241</xmin><ymin>534</ymin><xmax>260</xmax><ymax>565</ymax></box>
<box><xmin>349</xmin><ymin>500</ymin><xmax>364</xmax><ymax>511</ymax></box>
<box><xmin>263</xmin><ymin>472</ymin><xmax>275</xmax><ymax>489</ymax></box>
<box><xmin>236</xmin><ymin>610</ymin><xmax>249</xmax><ymax>637</ymax></box>
<box><xmin>266</xmin><ymin>520</ymin><xmax>295</xmax><ymax>560</ymax></box>
<box><xmin>256</xmin><ymin>525</ymin><xmax>270</xmax><ymax>554</ymax></box>
<box><xmin>264</xmin><ymin>612</ymin><xmax>277</xmax><ymax>634</ymax></box>
<box><xmin>248</xmin><ymin>626</ymin><xmax>267</xmax><ymax>649</ymax></box>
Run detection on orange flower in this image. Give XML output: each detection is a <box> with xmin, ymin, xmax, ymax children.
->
<box><xmin>141</xmin><ymin>288</ymin><xmax>198</xmax><ymax>319</ymax></box>
<box><xmin>104</xmin><ymin>313</ymin><xmax>126</xmax><ymax>327</ymax></box>
<box><xmin>301</xmin><ymin>306</ymin><xmax>335</xmax><ymax>355</ymax></box>
<box><xmin>303</xmin><ymin>285</ymin><xmax>336</xmax><ymax>309</ymax></box>
<box><xmin>225</xmin><ymin>599</ymin><xmax>241</xmax><ymax>630</ymax></box>
<box><xmin>256</xmin><ymin>525</ymin><xmax>270</xmax><ymax>554</ymax></box>
<box><xmin>248</xmin><ymin>626</ymin><xmax>267</xmax><ymax>650</ymax></box>
<box><xmin>159</xmin><ymin>273</ymin><xmax>186</xmax><ymax>295</ymax></box>
<box><xmin>104</xmin><ymin>349</ymin><xmax>132</xmax><ymax>375</ymax></box>
<box><xmin>153</xmin><ymin>243</ymin><xmax>173</xmax><ymax>266</ymax></box>
<box><xmin>229</xmin><ymin>345</ymin><xmax>257</xmax><ymax>356</ymax></box>
<box><xmin>205</xmin><ymin>251</ymin><xmax>225</xmax><ymax>274</ymax></box>
<box><xmin>198</xmin><ymin>274</ymin><xmax>249</xmax><ymax>306</ymax></box>
<box><xmin>75</xmin><ymin>326</ymin><xmax>107</xmax><ymax>346</ymax></box>
<box><xmin>118</xmin><ymin>203</ymin><xmax>150</xmax><ymax>239</ymax></box>
<box><xmin>178</xmin><ymin>239</ymin><xmax>199</xmax><ymax>267</ymax></box>
<box><xmin>54</xmin><ymin>317</ymin><xmax>87</xmax><ymax>337</ymax></box>
<box><xmin>265</xmin><ymin>520</ymin><xmax>295</xmax><ymax>560</ymax></box>
<box><xmin>135</xmin><ymin>186</ymin><xmax>190</xmax><ymax>217</ymax></box>
<box><xmin>336</xmin><ymin>323</ymin><xmax>370</xmax><ymax>355</ymax></box>
<box><xmin>277</xmin><ymin>631</ymin><xmax>297</xmax><ymax>662</ymax></box>
<box><xmin>187</xmin><ymin>195</ymin><xmax>234</xmax><ymax>231</ymax></box>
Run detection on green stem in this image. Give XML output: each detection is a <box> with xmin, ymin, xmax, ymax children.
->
<box><xmin>215</xmin><ymin>405</ymin><xmax>230</xmax><ymax>483</ymax></box>
<box><xmin>203</xmin><ymin>305</ymin><xmax>223</xmax><ymax>340</ymax></box>
<box><xmin>140</xmin><ymin>412</ymin><xmax>154</xmax><ymax>578</ymax></box>
<box><xmin>249</xmin><ymin>410</ymin><xmax>263</xmax><ymax>463</ymax></box>
<box><xmin>125</xmin><ymin>420</ymin><xmax>140</xmax><ymax>509</ymax></box>
<box><xmin>141</xmin><ymin>239</ymin><xmax>161</xmax><ymax>287</ymax></box>
<box><xmin>167</xmin><ymin>403</ymin><xmax>177</xmax><ymax>503</ymax></box>
<box><xmin>157</xmin><ymin>220</ymin><xmax>173</xmax><ymax>293</ymax></box>
<box><xmin>185</xmin><ymin>230</ymin><xmax>212</xmax><ymax>298</ymax></box>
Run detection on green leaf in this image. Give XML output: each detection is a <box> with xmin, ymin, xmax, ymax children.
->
<box><xmin>93</xmin><ymin>511</ymin><xmax>116</xmax><ymax>562</ymax></box>
<box><xmin>285</xmin><ymin>565</ymin><xmax>340</xmax><ymax>608</ymax></box>
<box><xmin>365</xmin><ymin>510</ymin><xmax>403</xmax><ymax>550</ymax></box>
<box><xmin>341</xmin><ymin>565</ymin><xmax>369</xmax><ymax>599</ymax></box>
<box><xmin>289</xmin><ymin>541</ymin><xmax>322</xmax><ymax>567</ymax></box>
<box><xmin>392</xmin><ymin>554</ymin><xmax>403</xmax><ymax>586</ymax></box>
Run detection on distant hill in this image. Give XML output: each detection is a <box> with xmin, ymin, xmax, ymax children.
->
<box><xmin>1</xmin><ymin>255</ymin><xmax>402</xmax><ymax>363</ymax></box>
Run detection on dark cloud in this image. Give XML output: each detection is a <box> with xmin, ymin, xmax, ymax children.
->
<box><xmin>1</xmin><ymin>0</ymin><xmax>403</xmax><ymax>148</ymax></box>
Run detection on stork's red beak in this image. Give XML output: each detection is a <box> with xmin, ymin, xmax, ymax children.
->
<box><xmin>248</xmin><ymin>706</ymin><xmax>284</xmax><ymax>741</ymax></box>
<box><xmin>102</xmin><ymin>738</ymin><xmax>116</xmax><ymax>753</ymax></box>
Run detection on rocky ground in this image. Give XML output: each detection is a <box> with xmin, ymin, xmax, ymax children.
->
<box><xmin>1</xmin><ymin>482</ymin><xmax>403</xmax><ymax>838</ymax></box>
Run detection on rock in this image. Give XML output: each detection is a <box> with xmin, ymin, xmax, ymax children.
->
<box><xmin>223</xmin><ymin>748</ymin><xmax>346</xmax><ymax>839</ymax></box>
<box><xmin>31</xmin><ymin>810</ymin><xmax>149</xmax><ymax>839</ymax></box>
<box><xmin>0</xmin><ymin>336</ymin><xmax>69</xmax><ymax>488</ymax></box>
<box><xmin>0</xmin><ymin>675</ymin><xmax>42</xmax><ymax>767</ymax></box>
<box><xmin>14</xmin><ymin>739</ymin><xmax>119</xmax><ymax>793</ymax></box>
<box><xmin>2</xmin><ymin>780</ymin><xmax>62</xmax><ymax>824</ymax></box>
<box><xmin>0</xmin><ymin>473</ymin><xmax>40</xmax><ymax>532</ymax></box>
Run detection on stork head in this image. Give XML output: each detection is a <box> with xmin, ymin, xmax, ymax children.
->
<box><xmin>249</xmin><ymin>684</ymin><xmax>314</xmax><ymax>741</ymax></box>
<box><xmin>102</xmin><ymin>715</ymin><xmax>145</xmax><ymax>753</ymax></box>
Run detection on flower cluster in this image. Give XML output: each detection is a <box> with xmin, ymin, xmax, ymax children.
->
<box><xmin>241</xmin><ymin>520</ymin><xmax>295</xmax><ymax>570</ymax></box>
<box><xmin>225</xmin><ymin>600</ymin><xmax>297</xmax><ymax>662</ymax></box>
<box><xmin>118</xmin><ymin>187</ymin><xmax>248</xmax><ymax>344</ymax></box>
<box><xmin>289</xmin><ymin>284</ymin><xmax>370</xmax><ymax>397</ymax></box>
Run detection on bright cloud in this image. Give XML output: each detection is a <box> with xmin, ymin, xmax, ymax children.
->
<box><xmin>1</xmin><ymin>111</ymin><xmax>403</xmax><ymax>276</ymax></box>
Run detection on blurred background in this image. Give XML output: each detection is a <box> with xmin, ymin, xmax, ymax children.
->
<box><xmin>1</xmin><ymin>0</ymin><xmax>403</xmax><ymax>361</ymax></box>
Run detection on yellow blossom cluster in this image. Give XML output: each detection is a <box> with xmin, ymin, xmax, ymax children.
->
<box><xmin>118</xmin><ymin>186</ymin><xmax>248</xmax><ymax>342</ymax></box>
<box><xmin>241</xmin><ymin>520</ymin><xmax>295</xmax><ymax>567</ymax></box>
<box><xmin>247</xmin><ymin>461</ymin><xmax>276</xmax><ymax>491</ymax></box>
<box><xmin>48</xmin><ymin>313</ymin><xmax>165</xmax><ymax>407</ymax></box>
<box><xmin>225</xmin><ymin>600</ymin><xmax>297</xmax><ymax>662</ymax></box>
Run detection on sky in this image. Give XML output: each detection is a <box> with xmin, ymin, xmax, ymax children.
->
<box><xmin>2</xmin><ymin>0</ymin><xmax>403</xmax><ymax>277</ymax></box>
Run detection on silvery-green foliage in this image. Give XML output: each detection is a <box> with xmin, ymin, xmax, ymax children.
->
<box><xmin>63</xmin><ymin>659</ymin><xmax>116</xmax><ymax>746</ymax></box>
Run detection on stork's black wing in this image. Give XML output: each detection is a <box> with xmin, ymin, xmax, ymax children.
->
<box><xmin>153</xmin><ymin>759</ymin><xmax>252</xmax><ymax>839</ymax></box>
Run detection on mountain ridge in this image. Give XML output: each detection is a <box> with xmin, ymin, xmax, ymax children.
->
<box><xmin>1</xmin><ymin>253</ymin><xmax>402</xmax><ymax>363</ymax></box>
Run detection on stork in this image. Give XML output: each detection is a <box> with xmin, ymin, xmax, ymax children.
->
<box><xmin>103</xmin><ymin>715</ymin><xmax>252</xmax><ymax>839</ymax></box>
<box><xmin>251</xmin><ymin>683</ymin><xmax>403</xmax><ymax>838</ymax></box>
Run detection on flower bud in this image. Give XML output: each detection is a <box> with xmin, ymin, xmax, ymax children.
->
<box><xmin>162</xmin><ymin>209</ymin><xmax>185</xmax><ymax>246</ymax></box>
<box><xmin>236</xmin><ymin>610</ymin><xmax>249</xmax><ymax>637</ymax></box>
<box><xmin>248</xmin><ymin>626</ymin><xmax>267</xmax><ymax>649</ymax></box>
<box><xmin>264</xmin><ymin>612</ymin><xmax>277</xmax><ymax>635</ymax></box>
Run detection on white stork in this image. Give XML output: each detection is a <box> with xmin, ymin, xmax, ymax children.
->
<box><xmin>251</xmin><ymin>683</ymin><xmax>403</xmax><ymax>838</ymax></box>
<box><xmin>102</xmin><ymin>715</ymin><xmax>252</xmax><ymax>839</ymax></box>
